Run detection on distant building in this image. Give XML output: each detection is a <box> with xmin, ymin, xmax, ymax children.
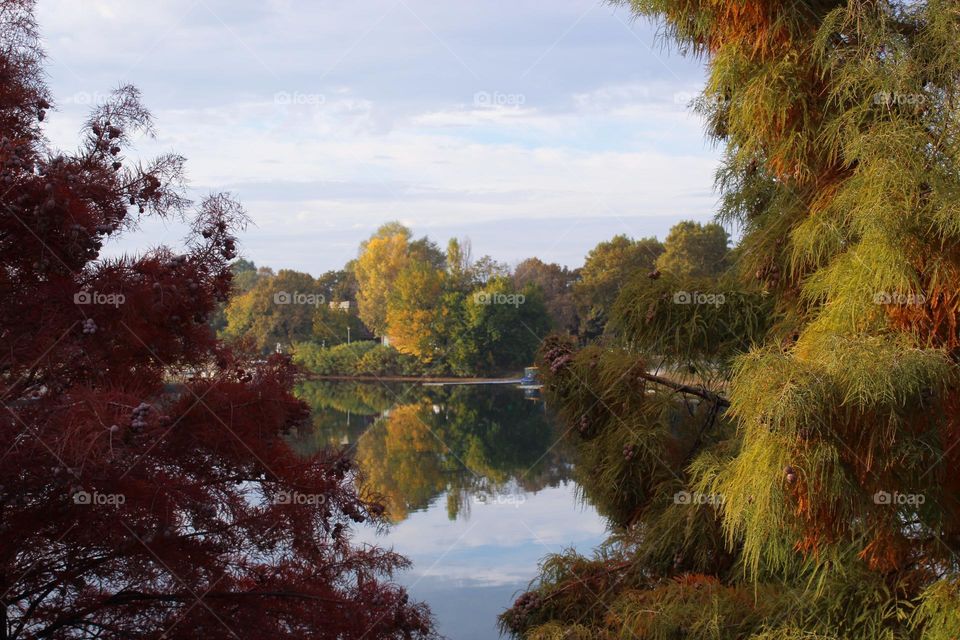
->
<box><xmin>328</xmin><ymin>300</ymin><xmax>352</xmax><ymax>312</ymax></box>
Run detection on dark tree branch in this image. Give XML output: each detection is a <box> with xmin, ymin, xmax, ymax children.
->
<box><xmin>636</xmin><ymin>370</ymin><xmax>730</xmax><ymax>408</ymax></box>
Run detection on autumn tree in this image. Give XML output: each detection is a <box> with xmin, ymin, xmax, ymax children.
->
<box><xmin>355</xmin><ymin>403</ymin><xmax>447</xmax><ymax>523</ymax></box>
<box><xmin>503</xmin><ymin>0</ymin><xmax>960</xmax><ymax>638</ymax></box>
<box><xmin>0</xmin><ymin>3</ymin><xmax>434</xmax><ymax>637</ymax></box>
<box><xmin>354</xmin><ymin>223</ymin><xmax>414</xmax><ymax>336</ymax></box>
<box><xmin>354</xmin><ymin>386</ymin><xmax>564</xmax><ymax>523</ymax></box>
<box><xmin>221</xmin><ymin>264</ymin><xmax>367</xmax><ymax>351</ymax></box>
<box><xmin>208</xmin><ymin>258</ymin><xmax>263</xmax><ymax>333</ymax></box>
<box><xmin>513</xmin><ymin>257</ymin><xmax>578</xmax><ymax>333</ymax></box>
<box><xmin>353</xmin><ymin>228</ymin><xmax>552</xmax><ymax>374</ymax></box>
<box><xmin>385</xmin><ymin>259</ymin><xmax>447</xmax><ymax>361</ymax></box>
<box><xmin>222</xmin><ymin>269</ymin><xmax>326</xmax><ymax>353</ymax></box>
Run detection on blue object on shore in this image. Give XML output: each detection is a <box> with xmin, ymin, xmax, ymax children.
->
<box><xmin>518</xmin><ymin>366</ymin><xmax>541</xmax><ymax>389</ymax></box>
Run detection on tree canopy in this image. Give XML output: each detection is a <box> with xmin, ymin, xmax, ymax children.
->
<box><xmin>655</xmin><ymin>220</ymin><xmax>730</xmax><ymax>278</ymax></box>
<box><xmin>0</xmin><ymin>3</ymin><xmax>435</xmax><ymax>636</ymax></box>
<box><xmin>354</xmin><ymin>224</ymin><xmax>414</xmax><ymax>336</ymax></box>
<box><xmin>502</xmin><ymin>0</ymin><xmax>960</xmax><ymax>638</ymax></box>
<box><xmin>514</xmin><ymin>258</ymin><xmax>578</xmax><ymax>333</ymax></box>
<box><xmin>223</xmin><ymin>269</ymin><xmax>326</xmax><ymax>352</ymax></box>
<box><xmin>573</xmin><ymin>234</ymin><xmax>664</xmax><ymax>338</ymax></box>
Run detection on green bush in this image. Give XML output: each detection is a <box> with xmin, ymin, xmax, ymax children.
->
<box><xmin>355</xmin><ymin>344</ymin><xmax>425</xmax><ymax>376</ymax></box>
<box><xmin>292</xmin><ymin>341</ymin><xmax>376</xmax><ymax>375</ymax></box>
<box><xmin>292</xmin><ymin>341</ymin><xmax>433</xmax><ymax>377</ymax></box>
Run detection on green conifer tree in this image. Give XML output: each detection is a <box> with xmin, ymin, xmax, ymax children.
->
<box><xmin>502</xmin><ymin>1</ymin><xmax>960</xmax><ymax>637</ymax></box>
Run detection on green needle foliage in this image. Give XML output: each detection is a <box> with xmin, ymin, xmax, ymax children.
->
<box><xmin>501</xmin><ymin>1</ymin><xmax>960</xmax><ymax>638</ymax></box>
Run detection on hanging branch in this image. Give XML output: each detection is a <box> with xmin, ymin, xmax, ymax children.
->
<box><xmin>636</xmin><ymin>370</ymin><xmax>731</xmax><ymax>408</ymax></box>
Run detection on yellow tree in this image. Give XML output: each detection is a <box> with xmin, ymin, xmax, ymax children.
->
<box><xmin>354</xmin><ymin>223</ymin><xmax>413</xmax><ymax>335</ymax></box>
<box><xmin>222</xmin><ymin>269</ymin><xmax>323</xmax><ymax>352</ymax></box>
<box><xmin>385</xmin><ymin>260</ymin><xmax>447</xmax><ymax>360</ymax></box>
<box><xmin>354</xmin><ymin>404</ymin><xmax>445</xmax><ymax>522</ymax></box>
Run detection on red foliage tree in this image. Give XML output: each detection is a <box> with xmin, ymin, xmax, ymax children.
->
<box><xmin>0</xmin><ymin>1</ymin><xmax>434</xmax><ymax>638</ymax></box>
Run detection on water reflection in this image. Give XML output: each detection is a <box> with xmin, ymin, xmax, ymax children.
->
<box><xmin>290</xmin><ymin>381</ymin><xmax>606</xmax><ymax>640</ymax></box>
<box><xmin>289</xmin><ymin>382</ymin><xmax>574</xmax><ymax>523</ymax></box>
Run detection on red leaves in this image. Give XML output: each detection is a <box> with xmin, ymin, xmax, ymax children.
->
<box><xmin>0</xmin><ymin>2</ymin><xmax>434</xmax><ymax>636</ymax></box>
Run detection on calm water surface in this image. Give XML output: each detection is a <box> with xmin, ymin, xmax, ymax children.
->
<box><xmin>289</xmin><ymin>381</ymin><xmax>608</xmax><ymax>640</ymax></box>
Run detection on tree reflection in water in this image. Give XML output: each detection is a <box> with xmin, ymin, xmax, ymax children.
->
<box><xmin>290</xmin><ymin>382</ymin><xmax>575</xmax><ymax>522</ymax></box>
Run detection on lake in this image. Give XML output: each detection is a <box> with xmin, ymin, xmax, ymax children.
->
<box><xmin>288</xmin><ymin>381</ymin><xmax>608</xmax><ymax>639</ymax></box>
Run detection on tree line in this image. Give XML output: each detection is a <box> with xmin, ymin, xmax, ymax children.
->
<box><xmin>218</xmin><ymin>219</ymin><xmax>731</xmax><ymax>376</ymax></box>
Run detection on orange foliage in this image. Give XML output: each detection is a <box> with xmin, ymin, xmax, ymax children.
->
<box><xmin>672</xmin><ymin>572</ymin><xmax>720</xmax><ymax>587</ymax></box>
<box><xmin>887</xmin><ymin>286</ymin><xmax>960</xmax><ymax>351</ymax></box>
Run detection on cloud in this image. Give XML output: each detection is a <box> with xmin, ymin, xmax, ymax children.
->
<box><xmin>352</xmin><ymin>483</ymin><xmax>608</xmax><ymax>588</ymax></box>
<box><xmin>37</xmin><ymin>0</ymin><xmax>720</xmax><ymax>273</ymax></box>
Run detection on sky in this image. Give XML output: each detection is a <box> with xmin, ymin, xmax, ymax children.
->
<box><xmin>36</xmin><ymin>0</ymin><xmax>721</xmax><ymax>274</ymax></box>
<box><xmin>352</xmin><ymin>482</ymin><xmax>608</xmax><ymax>640</ymax></box>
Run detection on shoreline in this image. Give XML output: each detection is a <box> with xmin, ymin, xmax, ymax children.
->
<box><xmin>301</xmin><ymin>374</ymin><xmax>522</xmax><ymax>384</ymax></box>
